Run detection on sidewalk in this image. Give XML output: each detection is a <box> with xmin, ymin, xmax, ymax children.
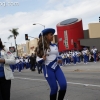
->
<box><xmin>61</xmin><ymin>61</ymin><xmax>100</xmax><ymax>72</ymax></box>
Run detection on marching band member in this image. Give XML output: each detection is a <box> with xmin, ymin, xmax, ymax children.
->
<box><xmin>23</xmin><ymin>56</ymin><xmax>27</xmax><ymax>69</ymax></box>
<box><xmin>66</xmin><ymin>52</ymin><xmax>70</xmax><ymax>65</ymax></box>
<box><xmin>15</xmin><ymin>57</ymin><xmax>20</xmax><ymax>64</ymax></box>
<box><xmin>20</xmin><ymin>57</ymin><xmax>23</xmax><ymax>62</ymax></box>
<box><xmin>65</xmin><ymin>51</ymin><xmax>68</xmax><ymax>65</ymax></box>
<box><xmin>86</xmin><ymin>48</ymin><xmax>90</xmax><ymax>62</ymax></box>
<box><xmin>25</xmin><ymin>57</ymin><xmax>30</xmax><ymax>69</ymax></box>
<box><xmin>36</xmin><ymin>28</ymin><xmax>67</xmax><ymax>100</ymax></box>
<box><xmin>82</xmin><ymin>48</ymin><xmax>87</xmax><ymax>64</ymax></box>
<box><xmin>15</xmin><ymin>57</ymin><xmax>19</xmax><ymax>70</ymax></box>
<box><xmin>63</xmin><ymin>52</ymin><xmax>67</xmax><ymax>65</ymax></box>
<box><xmin>91</xmin><ymin>46</ymin><xmax>97</xmax><ymax>62</ymax></box>
<box><xmin>25</xmin><ymin>57</ymin><xmax>28</xmax><ymax>63</ymax></box>
<box><xmin>0</xmin><ymin>38</ymin><xmax>16</xmax><ymax>100</ymax></box>
<box><xmin>61</xmin><ymin>52</ymin><xmax>65</xmax><ymax>66</ymax></box>
<box><xmin>72</xmin><ymin>49</ymin><xmax>77</xmax><ymax>65</ymax></box>
<box><xmin>17</xmin><ymin>57</ymin><xmax>23</xmax><ymax>72</ymax></box>
<box><xmin>69</xmin><ymin>51</ymin><xmax>73</xmax><ymax>63</ymax></box>
<box><xmin>76</xmin><ymin>50</ymin><xmax>81</xmax><ymax>63</ymax></box>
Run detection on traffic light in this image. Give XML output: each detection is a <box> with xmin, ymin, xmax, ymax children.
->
<box><xmin>25</xmin><ymin>34</ymin><xmax>28</xmax><ymax>40</ymax></box>
<box><xmin>99</xmin><ymin>17</ymin><xmax>100</xmax><ymax>22</ymax></box>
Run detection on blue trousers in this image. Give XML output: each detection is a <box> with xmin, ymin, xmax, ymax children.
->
<box><xmin>94</xmin><ymin>53</ymin><xmax>97</xmax><ymax>62</ymax></box>
<box><xmin>77</xmin><ymin>56</ymin><xmax>80</xmax><ymax>63</ymax></box>
<box><xmin>65</xmin><ymin>58</ymin><xmax>68</xmax><ymax>64</ymax></box>
<box><xmin>67</xmin><ymin>57</ymin><xmax>71</xmax><ymax>64</ymax></box>
<box><xmin>83</xmin><ymin>55</ymin><xmax>87</xmax><ymax>63</ymax></box>
<box><xmin>87</xmin><ymin>56</ymin><xmax>89</xmax><ymax>62</ymax></box>
<box><xmin>43</xmin><ymin>65</ymin><xmax>67</xmax><ymax>95</ymax></box>
<box><xmin>10</xmin><ymin>64</ymin><xmax>16</xmax><ymax>72</ymax></box>
<box><xmin>73</xmin><ymin>56</ymin><xmax>77</xmax><ymax>64</ymax></box>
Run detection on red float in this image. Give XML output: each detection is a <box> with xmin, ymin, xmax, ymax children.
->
<box><xmin>56</xmin><ymin>18</ymin><xmax>84</xmax><ymax>52</ymax></box>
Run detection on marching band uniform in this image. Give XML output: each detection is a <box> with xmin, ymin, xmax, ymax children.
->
<box><xmin>65</xmin><ymin>52</ymin><xmax>68</xmax><ymax>65</ymax></box>
<box><xmin>20</xmin><ymin>57</ymin><xmax>23</xmax><ymax>62</ymax></box>
<box><xmin>66</xmin><ymin>52</ymin><xmax>70</xmax><ymax>65</ymax></box>
<box><xmin>61</xmin><ymin>53</ymin><xmax>65</xmax><ymax>66</ymax></box>
<box><xmin>36</xmin><ymin>28</ymin><xmax>67</xmax><ymax>100</ymax></box>
<box><xmin>17</xmin><ymin>57</ymin><xmax>24</xmax><ymax>72</ymax></box>
<box><xmin>25</xmin><ymin>57</ymin><xmax>30</xmax><ymax>69</ymax></box>
<box><xmin>0</xmin><ymin>45</ymin><xmax>15</xmax><ymax>100</ymax></box>
<box><xmin>69</xmin><ymin>51</ymin><xmax>72</xmax><ymax>63</ymax></box>
<box><xmin>76</xmin><ymin>51</ymin><xmax>81</xmax><ymax>63</ymax></box>
<box><xmin>63</xmin><ymin>52</ymin><xmax>67</xmax><ymax>65</ymax></box>
<box><xmin>82</xmin><ymin>48</ymin><xmax>87</xmax><ymax>64</ymax></box>
<box><xmin>72</xmin><ymin>50</ymin><xmax>77</xmax><ymax>65</ymax></box>
<box><xmin>91</xmin><ymin>46</ymin><xmax>97</xmax><ymax>62</ymax></box>
<box><xmin>13</xmin><ymin>57</ymin><xmax>31</xmax><ymax>72</ymax></box>
<box><xmin>15</xmin><ymin>57</ymin><xmax>19</xmax><ymax>70</ymax></box>
<box><xmin>15</xmin><ymin>57</ymin><xmax>19</xmax><ymax>64</ymax></box>
<box><xmin>86</xmin><ymin>48</ymin><xmax>89</xmax><ymax>62</ymax></box>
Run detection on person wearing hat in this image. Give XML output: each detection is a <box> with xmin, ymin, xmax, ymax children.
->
<box><xmin>36</xmin><ymin>28</ymin><xmax>67</xmax><ymax>100</ymax></box>
<box><xmin>0</xmin><ymin>38</ymin><xmax>16</xmax><ymax>100</ymax></box>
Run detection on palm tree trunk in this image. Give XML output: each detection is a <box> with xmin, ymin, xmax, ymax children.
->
<box><xmin>14</xmin><ymin>36</ymin><xmax>18</xmax><ymax>57</ymax></box>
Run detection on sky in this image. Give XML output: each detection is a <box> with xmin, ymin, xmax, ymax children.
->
<box><xmin>0</xmin><ymin>0</ymin><xmax>100</xmax><ymax>48</ymax></box>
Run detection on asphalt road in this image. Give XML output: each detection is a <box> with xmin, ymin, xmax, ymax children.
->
<box><xmin>11</xmin><ymin>62</ymin><xmax>100</xmax><ymax>100</ymax></box>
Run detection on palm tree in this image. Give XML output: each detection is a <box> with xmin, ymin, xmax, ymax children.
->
<box><xmin>8</xmin><ymin>28</ymin><xmax>19</xmax><ymax>56</ymax></box>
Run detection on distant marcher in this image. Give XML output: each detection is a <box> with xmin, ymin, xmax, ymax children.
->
<box><xmin>91</xmin><ymin>46</ymin><xmax>97</xmax><ymax>63</ymax></box>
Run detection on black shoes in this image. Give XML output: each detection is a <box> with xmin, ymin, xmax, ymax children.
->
<box><xmin>50</xmin><ymin>94</ymin><xmax>57</xmax><ymax>100</ymax></box>
<box><xmin>50</xmin><ymin>90</ymin><xmax>66</xmax><ymax>100</ymax></box>
<box><xmin>58</xmin><ymin>90</ymin><xmax>66</xmax><ymax>100</ymax></box>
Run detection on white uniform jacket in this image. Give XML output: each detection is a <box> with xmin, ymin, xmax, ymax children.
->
<box><xmin>91</xmin><ymin>48</ymin><xmax>97</xmax><ymax>54</ymax></box>
<box><xmin>36</xmin><ymin>43</ymin><xmax>61</xmax><ymax>66</ymax></box>
<box><xmin>1</xmin><ymin>47</ymin><xmax>16</xmax><ymax>80</ymax></box>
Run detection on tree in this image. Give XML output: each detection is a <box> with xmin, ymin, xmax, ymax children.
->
<box><xmin>8</xmin><ymin>28</ymin><xmax>19</xmax><ymax>56</ymax></box>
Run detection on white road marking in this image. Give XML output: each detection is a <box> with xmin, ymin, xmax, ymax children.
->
<box><xmin>15</xmin><ymin>77</ymin><xmax>100</xmax><ymax>88</ymax></box>
<box><xmin>67</xmin><ymin>82</ymin><xmax>100</xmax><ymax>87</ymax></box>
<box><xmin>15</xmin><ymin>77</ymin><xmax>46</xmax><ymax>81</ymax></box>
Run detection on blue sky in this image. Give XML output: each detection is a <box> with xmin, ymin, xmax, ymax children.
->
<box><xmin>0</xmin><ymin>0</ymin><xmax>100</xmax><ymax>48</ymax></box>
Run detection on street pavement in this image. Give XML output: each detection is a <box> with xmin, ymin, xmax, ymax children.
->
<box><xmin>11</xmin><ymin>61</ymin><xmax>100</xmax><ymax>100</ymax></box>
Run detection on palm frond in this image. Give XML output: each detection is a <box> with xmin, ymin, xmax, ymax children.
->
<box><xmin>8</xmin><ymin>35</ymin><xmax>14</xmax><ymax>40</ymax></box>
<box><xmin>9</xmin><ymin>28</ymin><xmax>19</xmax><ymax>37</ymax></box>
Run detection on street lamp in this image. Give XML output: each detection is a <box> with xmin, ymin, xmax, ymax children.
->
<box><xmin>4</xmin><ymin>42</ymin><xmax>12</xmax><ymax>46</ymax></box>
<box><xmin>33</xmin><ymin>23</ymin><xmax>45</xmax><ymax>29</ymax></box>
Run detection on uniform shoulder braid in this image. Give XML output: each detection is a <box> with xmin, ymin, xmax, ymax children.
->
<box><xmin>50</xmin><ymin>43</ymin><xmax>57</xmax><ymax>46</ymax></box>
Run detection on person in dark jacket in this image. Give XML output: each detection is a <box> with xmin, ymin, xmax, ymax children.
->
<box><xmin>29</xmin><ymin>53</ymin><xmax>36</xmax><ymax>71</ymax></box>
